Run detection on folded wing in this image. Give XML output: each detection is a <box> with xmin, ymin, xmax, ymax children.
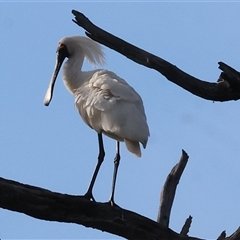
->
<box><xmin>75</xmin><ymin>70</ymin><xmax>150</xmax><ymax>157</ymax></box>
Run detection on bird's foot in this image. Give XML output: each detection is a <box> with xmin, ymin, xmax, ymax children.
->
<box><xmin>108</xmin><ymin>198</ymin><xmax>119</xmax><ymax>207</ymax></box>
<box><xmin>82</xmin><ymin>190</ymin><xmax>96</xmax><ymax>202</ymax></box>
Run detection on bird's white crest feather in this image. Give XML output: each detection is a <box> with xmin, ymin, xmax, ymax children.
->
<box><xmin>70</xmin><ymin>36</ymin><xmax>106</xmax><ymax>67</ymax></box>
<box><xmin>58</xmin><ymin>36</ymin><xmax>149</xmax><ymax>157</ymax></box>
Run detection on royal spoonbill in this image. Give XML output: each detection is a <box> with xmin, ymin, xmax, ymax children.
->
<box><xmin>44</xmin><ymin>36</ymin><xmax>150</xmax><ymax>205</ymax></box>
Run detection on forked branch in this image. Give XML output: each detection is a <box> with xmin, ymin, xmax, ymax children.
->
<box><xmin>0</xmin><ymin>176</ymin><xmax>198</xmax><ymax>240</ymax></box>
<box><xmin>72</xmin><ymin>10</ymin><xmax>240</xmax><ymax>102</ymax></box>
<box><xmin>0</xmin><ymin>158</ymin><xmax>239</xmax><ymax>239</ymax></box>
<box><xmin>1</xmin><ymin>10</ymin><xmax>240</xmax><ymax>240</ymax></box>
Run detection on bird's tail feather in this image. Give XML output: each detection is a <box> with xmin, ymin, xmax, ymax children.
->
<box><xmin>124</xmin><ymin>139</ymin><xmax>141</xmax><ymax>157</ymax></box>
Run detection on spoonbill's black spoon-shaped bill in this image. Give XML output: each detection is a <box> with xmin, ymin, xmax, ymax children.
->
<box><xmin>44</xmin><ymin>36</ymin><xmax>150</xmax><ymax>206</ymax></box>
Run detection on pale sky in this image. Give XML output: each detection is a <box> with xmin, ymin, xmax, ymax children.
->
<box><xmin>1</xmin><ymin>2</ymin><xmax>240</xmax><ymax>239</ymax></box>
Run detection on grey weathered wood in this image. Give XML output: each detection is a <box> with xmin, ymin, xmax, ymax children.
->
<box><xmin>217</xmin><ymin>230</ymin><xmax>226</xmax><ymax>240</ymax></box>
<box><xmin>180</xmin><ymin>215</ymin><xmax>193</xmax><ymax>236</ymax></box>
<box><xmin>226</xmin><ymin>227</ymin><xmax>240</xmax><ymax>240</ymax></box>
<box><xmin>157</xmin><ymin>150</ymin><xmax>189</xmax><ymax>227</ymax></box>
<box><xmin>1</xmin><ymin>10</ymin><xmax>240</xmax><ymax>240</ymax></box>
<box><xmin>72</xmin><ymin>10</ymin><xmax>240</xmax><ymax>102</ymax></box>
<box><xmin>0</xmin><ymin>177</ymin><xmax>200</xmax><ymax>240</ymax></box>
<box><xmin>1</xmin><ymin>176</ymin><xmax>239</xmax><ymax>239</ymax></box>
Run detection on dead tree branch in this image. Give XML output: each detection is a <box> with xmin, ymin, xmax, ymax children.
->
<box><xmin>0</xmin><ymin>176</ymin><xmax>198</xmax><ymax>240</ymax></box>
<box><xmin>1</xmin><ymin>10</ymin><xmax>239</xmax><ymax>240</ymax></box>
<box><xmin>225</xmin><ymin>227</ymin><xmax>240</xmax><ymax>240</ymax></box>
<box><xmin>1</xmin><ymin>176</ymin><xmax>239</xmax><ymax>239</ymax></box>
<box><xmin>180</xmin><ymin>216</ymin><xmax>193</xmax><ymax>236</ymax></box>
<box><xmin>217</xmin><ymin>231</ymin><xmax>227</xmax><ymax>240</ymax></box>
<box><xmin>157</xmin><ymin>149</ymin><xmax>189</xmax><ymax>227</ymax></box>
<box><xmin>72</xmin><ymin>10</ymin><xmax>240</xmax><ymax>102</ymax></box>
<box><xmin>1</xmin><ymin>149</ymin><xmax>190</xmax><ymax>239</ymax></box>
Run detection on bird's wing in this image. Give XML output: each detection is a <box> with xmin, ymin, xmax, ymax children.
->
<box><xmin>75</xmin><ymin>70</ymin><xmax>150</xmax><ymax>149</ymax></box>
<box><xmin>90</xmin><ymin>70</ymin><xmax>145</xmax><ymax>111</ymax></box>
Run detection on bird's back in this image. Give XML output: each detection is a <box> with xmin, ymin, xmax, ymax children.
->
<box><xmin>75</xmin><ymin>69</ymin><xmax>149</xmax><ymax>157</ymax></box>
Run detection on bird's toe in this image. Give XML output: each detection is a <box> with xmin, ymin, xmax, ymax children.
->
<box><xmin>83</xmin><ymin>191</ymin><xmax>96</xmax><ymax>202</ymax></box>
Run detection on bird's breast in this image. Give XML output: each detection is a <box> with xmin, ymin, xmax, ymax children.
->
<box><xmin>73</xmin><ymin>69</ymin><xmax>149</xmax><ymax>145</ymax></box>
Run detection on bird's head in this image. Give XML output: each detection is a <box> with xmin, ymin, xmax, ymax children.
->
<box><xmin>56</xmin><ymin>37</ymin><xmax>76</xmax><ymax>58</ymax></box>
<box><xmin>43</xmin><ymin>38</ymin><xmax>70</xmax><ymax>106</ymax></box>
<box><xmin>43</xmin><ymin>36</ymin><xmax>105</xmax><ymax>106</ymax></box>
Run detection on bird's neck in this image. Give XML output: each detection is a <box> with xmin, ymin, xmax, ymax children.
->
<box><xmin>62</xmin><ymin>53</ymin><xmax>85</xmax><ymax>94</ymax></box>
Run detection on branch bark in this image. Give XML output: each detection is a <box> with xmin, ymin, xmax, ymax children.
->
<box><xmin>1</xmin><ymin>177</ymin><xmax>239</xmax><ymax>239</ymax></box>
<box><xmin>157</xmin><ymin>149</ymin><xmax>189</xmax><ymax>227</ymax></box>
<box><xmin>1</xmin><ymin>10</ymin><xmax>239</xmax><ymax>240</ymax></box>
<box><xmin>72</xmin><ymin>10</ymin><xmax>240</xmax><ymax>102</ymax></box>
<box><xmin>0</xmin><ymin>177</ymin><xmax>199</xmax><ymax>240</ymax></box>
<box><xmin>226</xmin><ymin>227</ymin><xmax>240</xmax><ymax>240</ymax></box>
<box><xmin>180</xmin><ymin>216</ymin><xmax>193</xmax><ymax>236</ymax></box>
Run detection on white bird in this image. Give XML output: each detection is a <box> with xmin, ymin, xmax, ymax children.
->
<box><xmin>44</xmin><ymin>36</ymin><xmax>150</xmax><ymax>205</ymax></box>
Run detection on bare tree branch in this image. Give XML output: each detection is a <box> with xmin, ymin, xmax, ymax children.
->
<box><xmin>0</xmin><ymin>177</ymin><xmax>199</xmax><ymax>240</ymax></box>
<box><xmin>180</xmin><ymin>216</ymin><xmax>193</xmax><ymax>236</ymax></box>
<box><xmin>1</xmin><ymin>176</ymin><xmax>239</xmax><ymax>239</ymax></box>
<box><xmin>157</xmin><ymin>150</ymin><xmax>189</xmax><ymax>227</ymax></box>
<box><xmin>226</xmin><ymin>227</ymin><xmax>240</xmax><ymax>240</ymax></box>
<box><xmin>71</xmin><ymin>10</ymin><xmax>240</xmax><ymax>102</ymax></box>
<box><xmin>217</xmin><ymin>230</ymin><xmax>226</xmax><ymax>240</ymax></box>
<box><xmin>1</xmin><ymin>10</ymin><xmax>239</xmax><ymax>240</ymax></box>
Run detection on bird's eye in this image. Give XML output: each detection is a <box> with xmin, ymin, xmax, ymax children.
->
<box><xmin>59</xmin><ymin>43</ymin><xmax>65</xmax><ymax>48</ymax></box>
<box><xmin>56</xmin><ymin>43</ymin><xmax>70</xmax><ymax>58</ymax></box>
<box><xmin>56</xmin><ymin>43</ymin><xmax>65</xmax><ymax>52</ymax></box>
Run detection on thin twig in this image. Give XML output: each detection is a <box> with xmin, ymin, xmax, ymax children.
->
<box><xmin>217</xmin><ymin>230</ymin><xmax>226</xmax><ymax>240</ymax></box>
<box><xmin>180</xmin><ymin>215</ymin><xmax>193</xmax><ymax>236</ymax></box>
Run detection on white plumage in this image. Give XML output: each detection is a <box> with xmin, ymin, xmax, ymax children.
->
<box><xmin>44</xmin><ymin>36</ymin><xmax>150</xmax><ymax>204</ymax></box>
<box><xmin>74</xmin><ymin>68</ymin><xmax>149</xmax><ymax>156</ymax></box>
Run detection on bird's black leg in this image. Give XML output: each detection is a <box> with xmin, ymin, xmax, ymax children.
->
<box><xmin>109</xmin><ymin>141</ymin><xmax>121</xmax><ymax>206</ymax></box>
<box><xmin>84</xmin><ymin>133</ymin><xmax>105</xmax><ymax>201</ymax></box>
